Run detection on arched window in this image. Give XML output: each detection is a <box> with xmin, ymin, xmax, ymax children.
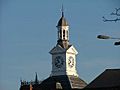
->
<box><xmin>60</xmin><ymin>30</ymin><xmax>62</xmax><ymax>38</ymax></box>
<box><xmin>63</xmin><ymin>30</ymin><xmax>65</xmax><ymax>39</ymax></box>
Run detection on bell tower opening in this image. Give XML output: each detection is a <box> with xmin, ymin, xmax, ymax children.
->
<box><xmin>56</xmin><ymin>6</ymin><xmax>69</xmax><ymax>49</ymax></box>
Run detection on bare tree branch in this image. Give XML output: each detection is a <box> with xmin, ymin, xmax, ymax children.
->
<box><xmin>103</xmin><ymin>8</ymin><xmax>120</xmax><ymax>22</ymax></box>
<box><xmin>102</xmin><ymin>16</ymin><xmax>120</xmax><ymax>22</ymax></box>
<box><xmin>111</xmin><ymin>8</ymin><xmax>120</xmax><ymax>16</ymax></box>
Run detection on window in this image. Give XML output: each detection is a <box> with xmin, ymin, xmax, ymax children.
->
<box><xmin>60</xmin><ymin>30</ymin><xmax>62</xmax><ymax>38</ymax></box>
<box><xmin>63</xmin><ymin>30</ymin><xmax>65</xmax><ymax>39</ymax></box>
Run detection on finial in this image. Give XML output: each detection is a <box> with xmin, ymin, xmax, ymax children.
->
<box><xmin>61</xmin><ymin>4</ymin><xmax>64</xmax><ymax>17</ymax></box>
<box><xmin>20</xmin><ymin>77</ymin><xmax>23</xmax><ymax>85</ymax></box>
<box><xmin>20</xmin><ymin>77</ymin><xmax>22</xmax><ymax>82</ymax></box>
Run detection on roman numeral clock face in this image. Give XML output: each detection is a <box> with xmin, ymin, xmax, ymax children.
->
<box><xmin>68</xmin><ymin>56</ymin><xmax>74</xmax><ymax>68</ymax></box>
<box><xmin>54</xmin><ymin>56</ymin><xmax>64</xmax><ymax>68</ymax></box>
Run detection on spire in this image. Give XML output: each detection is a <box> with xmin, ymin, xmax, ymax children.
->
<box><xmin>62</xmin><ymin>4</ymin><xmax>64</xmax><ymax>17</ymax></box>
<box><xmin>35</xmin><ymin>72</ymin><xmax>38</xmax><ymax>84</ymax></box>
<box><xmin>57</xmin><ymin>5</ymin><xmax>68</xmax><ymax>26</ymax></box>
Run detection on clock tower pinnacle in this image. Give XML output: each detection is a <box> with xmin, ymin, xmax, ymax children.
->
<box><xmin>56</xmin><ymin>7</ymin><xmax>69</xmax><ymax>49</ymax></box>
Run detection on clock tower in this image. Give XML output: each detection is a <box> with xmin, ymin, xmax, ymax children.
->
<box><xmin>50</xmin><ymin>10</ymin><xmax>78</xmax><ymax>77</ymax></box>
<box><xmin>35</xmin><ymin>7</ymin><xmax>87</xmax><ymax>90</ymax></box>
<box><xmin>40</xmin><ymin>8</ymin><xmax>87</xmax><ymax>89</ymax></box>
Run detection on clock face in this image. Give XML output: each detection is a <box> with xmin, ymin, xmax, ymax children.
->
<box><xmin>68</xmin><ymin>56</ymin><xmax>74</xmax><ymax>68</ymax></box>
<box><xmin>55</xmin><ymin>56</ymin><xmax>64</xmax><ymax>68</ymax></box>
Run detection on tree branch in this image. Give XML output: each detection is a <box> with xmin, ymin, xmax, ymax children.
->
<box><xmin>111</xmin><ymin>8</ymin><xmax>120</xmax><ymax>16</ymax></box>
<box><xmin>102</xmin><ymin>8</ymin><xmax>120</xmax><ymax>22</ymax></box>
<box><xmin>102</xmin><ymin>16</ymin><xmax>120</xmax><ymax>22</ymax></box>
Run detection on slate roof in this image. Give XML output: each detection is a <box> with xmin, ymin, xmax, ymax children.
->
<box><xmin>40</xmin><ymin>75</ymin><xmax>87</xmax><ymax>90</ymax></box>
<box><xmin>85</xmin><ymin>69</ymin><xmax>120</xmax><ymax>89</ymax></box>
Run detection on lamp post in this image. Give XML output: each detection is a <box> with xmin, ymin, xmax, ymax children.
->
<box><xmin>97</xmin><ymin>35</ymin><xmax>120</xmax><ymax>46</ymax></box>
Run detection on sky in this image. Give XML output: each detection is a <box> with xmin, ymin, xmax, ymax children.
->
<box><xmin>0</xmin><ymin>0</ymin><xmax>120</xmax><ymax>90</ymax></box>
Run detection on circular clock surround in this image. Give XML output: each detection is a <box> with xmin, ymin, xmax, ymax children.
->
<box><xmin>68</xmin><ymin>56</ymin><xmax>74</xmax><ymax>68</ymax></box>
<box><xmin>54</xmin><ymin>56</ymin><xmax>64</xmax><ymax>68</ymax></box>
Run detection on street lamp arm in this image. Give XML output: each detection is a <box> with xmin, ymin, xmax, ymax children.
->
<box><xmin>110</xmin><ymin>37</ymin><xmax>120</xmax><ymax>39</ymax></box>
<box><xmin>97</xmin><ymin>35</ymin><xmax>120</xmax><ymax>46</ymax></box>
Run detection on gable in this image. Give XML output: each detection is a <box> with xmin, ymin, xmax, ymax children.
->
<box><xmin>66</xmin><ymin>45</ymin><xmax>78</xmax><ymax>55</ymax></box>
<box><xmin>49</xmin><ymin>45</ymin><xmax>66</xmax><ymax>54</ymax></box>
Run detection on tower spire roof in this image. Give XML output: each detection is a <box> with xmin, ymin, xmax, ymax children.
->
<box><xmin>57</xmin><ymin>5</ymin><xmax>68</xmax><ymax>26</ymax></box>
<box><xmin>35</xmin><ymin>72</ymin><xmax>38</xmax><ymax>84</ymax></box>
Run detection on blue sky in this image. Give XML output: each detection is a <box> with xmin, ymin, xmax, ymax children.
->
<box><xmin>0</xmin><ymin>0</ymin><xmax>120</xmax><ymax>90</ymax></box>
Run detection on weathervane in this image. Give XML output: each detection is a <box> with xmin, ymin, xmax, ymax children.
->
<box><xmin>97</xmin><ymin>35</ymin><xmax>120</xmax><ymax>46</ymax></box>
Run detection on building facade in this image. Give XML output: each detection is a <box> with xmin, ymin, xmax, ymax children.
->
<box><xmin>20</xmin><ymin>8</ymin><xmax>87</xmax><ymax>90</ymax></box>
<box><xmin>19</xmin><ymin>7</ymin><xmax>120</xmax><ymax>90</ymax></box>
